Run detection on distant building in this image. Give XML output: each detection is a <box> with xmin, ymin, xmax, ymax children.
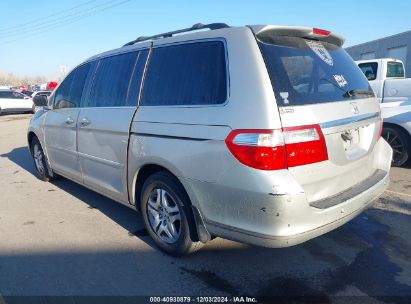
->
<box><xmin>346</xmin><ymin>30</ymin><xmax>411</xmax><ymax>77</ymax></box>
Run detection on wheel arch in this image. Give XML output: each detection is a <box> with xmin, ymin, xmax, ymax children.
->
<box><xmin>132</xmin><ymin>163</ymin><xmax>210</xmax><ymax>243</ymax></box>
<box><xmin>27</xmin><ymin>131</ymin><xmax>37</xmax><ymax>146</ymax></box>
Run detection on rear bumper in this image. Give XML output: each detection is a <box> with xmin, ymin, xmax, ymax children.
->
<box><xmin>183</xmin><ymin>138</ymin><xmax>392</xmax><ymax>248</ymax></box>
<box><xmin>204</xmin><ymin>170</ymin><xmax>389</xmax><ymax>248</ymax></box>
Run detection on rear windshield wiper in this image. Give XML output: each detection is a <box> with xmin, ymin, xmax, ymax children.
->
<box><xmin>343</xmin><ymin>89</ymin><xmax>374</xmax><ymax>98</ymax></box>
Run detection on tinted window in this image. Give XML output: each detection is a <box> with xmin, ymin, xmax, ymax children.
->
<box><xmin>142</xmin><ymin>41</ymin><xmax>227</xmax><ymax>106</ymax></box>
<box><xmin>70</xmin><ymin>64</ymin><xmax>91</xmax><ymax>106</ymax></box>
<box><xmin>87</xmin><ymin>52</ymin><xmax>138</xmax><ymax>107</ymax></box>
<box><xmin>386</xmin><ymin>61</ymin><xmax>405</xmax><ymax>78</ymax></box>
<box><xmin>258</xmin><ymin>36</ymin><xmax>373</xmax><ymax>106</ymax></box>
<box><xmin>11</xmin><ymin>92</ymin><xmax>25</xmax><ymax>99</ymax></box>
<box><xmin>0</xmin><ymin>91</ymin><xmax>12</xmax><ymax>98</ymax></box>
<box><xmin>359</xmin><ymin>62</ymin><xmax>378</xmax><ymax>80</ymax></box>
<box><xmin>127</xmin><ymin>50</ymin><xmax>149</xmax><ymax>106</ymax></box>
<box><xmin>54</xmin><ymin>72</ymin><xmax>75</xmax><ymax>109</ymax></box>
<box><xmin>54</xmin><ymin>63</ymin><xmax>91</xmax><ymax>109</ymax></box>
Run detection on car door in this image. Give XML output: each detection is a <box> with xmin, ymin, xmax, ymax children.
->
<box><xmin>43</xmin><ymin>63</ymin><xmax>93</xmax><ymax>182</ymax></box>
<box><xmin>77</xmin><ymin>49</ymin><xmax>149</xmax><ymax>203</ymax></box>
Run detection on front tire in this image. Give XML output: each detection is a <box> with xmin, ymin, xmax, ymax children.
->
<box><xmin>140</xmin><ymin>172</ymin><xmax>200</xmax><ymax>256</ymax></box>
<box><xmin>382</xmin><ymin>126</ymin><xmax>411</xmax><ymax>167</ymax></box>
<box><xmin>30</xmin><ymin>137</ymin><xmax>53</xmax><ymax>181</ymax></box>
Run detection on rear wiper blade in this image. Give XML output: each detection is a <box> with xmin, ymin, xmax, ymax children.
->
<box><xmin>343</xmin><ymin>89</ymin><xmax>374</xmax><ymax>98</ymax></box>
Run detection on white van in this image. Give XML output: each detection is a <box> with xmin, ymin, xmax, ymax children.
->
<box><xmin>29</xmin><ymin>23</ymin><xmax>392</xmax><ymax>256</ymax></box>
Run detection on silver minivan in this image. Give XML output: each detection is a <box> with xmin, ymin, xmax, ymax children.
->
<box><xmin>29</xmin><ymin>23</ymin><xmax>392</xmax><ymax>256</ymax></box>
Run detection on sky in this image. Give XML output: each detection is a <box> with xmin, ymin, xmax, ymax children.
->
<box><xmin>1</xmin><ymin>0</ymin><xmax>411</xmax><ymax>80</ymax></box>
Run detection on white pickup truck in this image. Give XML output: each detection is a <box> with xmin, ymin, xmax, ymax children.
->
<box><xmin>356</xmin><ymin>58</ymin><xmax>411</xmax><ymax>166</ymax></box>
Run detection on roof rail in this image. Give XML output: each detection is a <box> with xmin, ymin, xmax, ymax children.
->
<box><xmin>122</xmin><ymin>22</ymin><xmax>230</xmax><ymax>47</ymax></box>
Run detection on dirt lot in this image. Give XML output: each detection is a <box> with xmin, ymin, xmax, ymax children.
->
<box><xmin>0</xmin><ymin>114</ymin><xmax>410</xmax><ymax>302</ymax></box>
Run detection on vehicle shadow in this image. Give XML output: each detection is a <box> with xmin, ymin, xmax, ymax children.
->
<box><xmin>0</xmin><ymin>146</ymin><xmax>154</xmax><ymax>248</ymax></box>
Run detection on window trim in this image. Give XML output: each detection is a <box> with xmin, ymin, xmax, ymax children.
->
<box><xmin>140</xmin><ymin>38</ymin><xmax>230</xmax><ymax>108</ymax></box>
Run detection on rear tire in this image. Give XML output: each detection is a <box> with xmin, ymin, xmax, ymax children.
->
<box><xmin>382</xmin><ymin>125</ymin><xmax>411</xmax><ymax>167</ymax></box>
<box><xmin>29</xmin><ymin>136</ymin><xmax>54</xmax><ymax>181</ymax></box>
<box><xmin>140</xmin><ymin>171</ymin><xmax>201</xmax><ymax>256</ymax></box>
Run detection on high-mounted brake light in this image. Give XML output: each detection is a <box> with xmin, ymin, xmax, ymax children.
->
<box><xmin>312</xmin><ymin>28</ymin><xmax>331</xmax><ymax>36</ymax></box>
<box><xmin>225</xmin><ymin>125</ymin><xmax>328</xmax><ymax>170</ymax></box>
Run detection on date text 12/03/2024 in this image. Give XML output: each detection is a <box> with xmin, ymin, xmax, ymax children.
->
<box><xmin>149</xmin><ymin>296</ymin><xmax>258</xmax><ymax>303</ymax></box>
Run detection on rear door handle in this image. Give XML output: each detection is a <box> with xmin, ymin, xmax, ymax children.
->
<box><xmin>65</xmin><ymin>117</ymin><xmax>75</xmax><ymax>125</ymax></box>
<box><xmin>80</xmin><ymin>118</ymin><xmax>91</xmax><ymax>127</ymax></box>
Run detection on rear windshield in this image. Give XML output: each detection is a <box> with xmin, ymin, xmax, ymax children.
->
<box><xmin>258</xmin><ymin>36</ymin><xmax>374</xmax><ymax>106</ymax></box>
<box><xmin>358</xmin><ymin>62</ymin><xmax>378</xmax><ymax>80</ymax></box>
<box><xmin>386</xmin><ymin>61</ymin><xmax>405</xmax><ymax>78</ymax></box>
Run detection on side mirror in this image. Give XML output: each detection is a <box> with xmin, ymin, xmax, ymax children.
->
<box><xmin>33</xmin><ymin>95</ymin><xmax>48</xmax><ymax>107</ymax></box>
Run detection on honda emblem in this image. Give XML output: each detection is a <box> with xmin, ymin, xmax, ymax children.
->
<box><xmin>350</xmin><ymin>102</ymin><xmax>360</xmax><ymax>114</ymax></box>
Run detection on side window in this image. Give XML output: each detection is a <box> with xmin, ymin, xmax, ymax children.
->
<box><xmin>54</xmin><ymin>63</ymin><xmax>91</xmax><ymax>109</ymax></box>
<box><xmin>141</xmin><ymin>41</ymin><xmax>227</xmax><ymax>106</ymax></box>
<box><xmin>359</xmin><ymin>62</ymin><xmax>378</xmax><ymax>81</ymax></box>
<box><xmin>126</xmin><ymin>49</ymin><xmax>149</xmax><ymax>106</ymax></box>
<box><xmin>70</xmin><ymin>63</ymin><xmax>91</xmax><ymax>106</ymax></box>
<box><xmin>54</xmin><ymin>72</ymin><xmax>75</xmax><ymax>109</ymax></box>
<box><xmin>12</xmin><ymin>92</ymin><xmax>24</xmax><ymax>99</ymax></box>
<box><xmin>87</xmin><ymin>51</ymin><xmax>138</xmax><ymax>107</ymax></box>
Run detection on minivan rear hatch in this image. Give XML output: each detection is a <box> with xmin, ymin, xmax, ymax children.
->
<box><xmin>251</xmin><ymin>25</ymin><xmax>383</xmax><ymax>203</ymax></box>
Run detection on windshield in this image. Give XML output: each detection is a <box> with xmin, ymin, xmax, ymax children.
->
<box><xmin>258</xmin><ymin>36</ymin><xmax>374</xmax><ymax>106</ymax></box>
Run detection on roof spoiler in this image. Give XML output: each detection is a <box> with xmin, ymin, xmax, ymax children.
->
<box><xmin>249</xmin><ymin>25</ymin><xmax>345</xmax><ymax>47</ymax></box>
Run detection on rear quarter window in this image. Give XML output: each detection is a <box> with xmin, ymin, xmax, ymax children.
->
<box><xmin>141</xmin><ymin>41</ymin><xmax>227</xmax><ymax>106</ymax></box>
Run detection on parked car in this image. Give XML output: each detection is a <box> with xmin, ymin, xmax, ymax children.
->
<box><xmin>356</xmin><ymin>58</ymin><xmax>411</xmax><ymax>166</ymax></box>
<box><xmin>29</xmin><ymin>23</ymin><xmax>392</xmax><ymax>256</ymax></box>
<box><xmin>0</xmin><ymin>90</ymin><xmax>34</xmax><ymax>114</ymax></box>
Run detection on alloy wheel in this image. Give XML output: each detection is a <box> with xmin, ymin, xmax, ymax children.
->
<box><xmin>33</xmin><ymin>144</ymin><xmax>45</xmax><ymax>175</ymax></box>
<box><xmin>146</xmin><ymin>188</ymin><xmax>182</xmax><ymax>244</ymax></box>
<box><xmin>382</xmin><ymin>129</ymin><xmax>406</xmax><ymax>165</ymax></box>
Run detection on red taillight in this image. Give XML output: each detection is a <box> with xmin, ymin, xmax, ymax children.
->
<box><xmin>225</xmin><ymin>129</ymin><xmax>287</xmax><ymax>170</ymax></box>
<box><xmin>283</xmin><ymin>125</ymin><xmax>328</xmax><ymax>167</ymax></box>
<box><xmin>225</xmin><ymin>125</ymin><xmax>328</xmax><ymax>170</ymax></box>
<box><xmin>312</xmin><ymin>28</ymin><xmax>331</xmax><ymax>36</ymax></box>
<box><xmin>378</xmin><ymin>112</ymin><xmax>383</xmax><ymax>140</ymax></box>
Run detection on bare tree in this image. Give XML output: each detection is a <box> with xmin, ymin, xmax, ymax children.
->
<box><xmin>0</xmin><ymin>72</ymin><xmax>49</xmax><ymax>86</ymax></box>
